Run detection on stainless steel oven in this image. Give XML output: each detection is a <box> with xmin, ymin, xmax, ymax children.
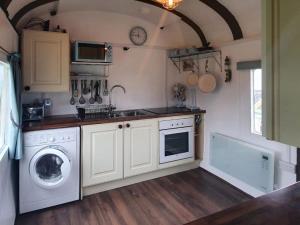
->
<box><xmin>159</xmin><ymin>118</ymin><xmax>194</xmax><ymax>164</ymax></box>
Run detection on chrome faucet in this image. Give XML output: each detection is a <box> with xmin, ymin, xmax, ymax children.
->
<box><xmin>108</xmin><ymin>85</ymin><xmax>126</xmax><ymax>114</ymax></box>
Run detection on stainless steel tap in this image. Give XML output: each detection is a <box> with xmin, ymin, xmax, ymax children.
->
<box><xmin>108</xmin><ymin>85</ymin><xmax>126</xmax><ymax>114</ymax></box>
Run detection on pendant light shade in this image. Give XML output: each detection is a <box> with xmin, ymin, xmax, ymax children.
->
<box><xmin>156</xmin><ymin>0</ymin><xmax>183</xmax><ymax>10</ymax></box>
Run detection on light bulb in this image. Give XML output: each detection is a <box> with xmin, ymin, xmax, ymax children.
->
<box><xmin>157</xmin><ymin>0</ymin><xmax>183</xmax><ymax>10</ymax></box>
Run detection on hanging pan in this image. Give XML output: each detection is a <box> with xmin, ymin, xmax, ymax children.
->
<box><xmin>198</xmin><ymin>59</ymin><xmax>217</xmax><ymax>93</ymax></box>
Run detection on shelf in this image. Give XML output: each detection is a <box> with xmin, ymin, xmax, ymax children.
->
<box><xmin>168</xmin><ymin>49</ymin><xmax>222</xmax><ymax>73</ymax></box>
<box><xmin>71</xmin><ymin>61</ymin><xmax>112</xmax><ymax>65</ymax></box>
<box><xmin>70</xmin><ymin>75</ymin><xmax>109</xmax><ymax>80</ymax></box>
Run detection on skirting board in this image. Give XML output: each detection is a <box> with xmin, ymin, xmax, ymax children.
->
<box><xmin>83</xmin><ymin>160</ymin><xmax>200</xmax><ymax>197</ymax></box>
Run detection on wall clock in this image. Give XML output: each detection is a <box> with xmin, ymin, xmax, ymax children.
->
<box><xmin>129</xmin><ymin>26</ymin><xmax>148</xmax><ymax>46</ymax></box>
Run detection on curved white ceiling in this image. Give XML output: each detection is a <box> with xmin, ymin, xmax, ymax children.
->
<box><xmin>5</xmin><ymin>0</ymin><xmax>261</xmax><ymax>44</ymax></box>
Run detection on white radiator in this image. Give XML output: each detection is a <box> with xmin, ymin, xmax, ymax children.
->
<box><xmin>210</xmin><ymin>133</ymin><xmax>275</xmax><ymax>193</ymax></box>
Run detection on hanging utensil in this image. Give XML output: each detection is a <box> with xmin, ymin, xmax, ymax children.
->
<box><xmin>79</xmin><ymin>80</ymin><xmax>86</xmax><ymax>104</ymax></box>
<box><xmin>94</xmin><ymin>81</ymin><xmax>100</xmax><ymax>104</ymax></box>
<box><xmin>98</xmin><ymin>80</ymin><xmax>103</xmax><ymax>104</ymax></box>
<box><xmin>186</xmin><ymin>72</ymin><xmax>199</xmax><ymax>87</ymax></box>
<box><xmin>83</xmin><ymin>80</ymin><xmax>90</xmax><ymax>95</ymax></box>
<box><xmin>73</xmin><ymin>80</ymin><xmax>79</xmax><ymax>97</ymax></box>
<box><xmin>198</xmin><ymin>59</ymin><xmax>217</xmax><ymax>93</ymax></box>
<box><xmin>103</xmin><ymin>79</ymin><xmax>109</xmax><ymax>96</ymax></box>
<box><xmin>94</xmin><ymin>81</ymin><xmax>103</xmax><ymax>104</ymax></box>
<box><xmin>89</xmin><ymin>80</ymin><xmax>95</xmax><ymax>104</ymax></box>
<box><xmin>70</xmin><ymin>80</ymin><xmax>76</xmax><ymax>105</ymax></box>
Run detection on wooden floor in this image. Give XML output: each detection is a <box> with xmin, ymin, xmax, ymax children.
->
<box><xmin>16</xmin><ymin>168</ymin><xmax>252</xmax><ymax>225</ymax></box>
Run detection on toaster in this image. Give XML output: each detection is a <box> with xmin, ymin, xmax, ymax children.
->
<box><xmin>22</xmin><ymin>104</ymin><xmax>45</xmax><ymax>121</ymax></box>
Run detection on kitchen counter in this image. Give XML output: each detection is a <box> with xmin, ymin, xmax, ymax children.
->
<box><xmin>22</xmin><ymin>107</ymin><xmax>206</xmax><ymax>132</ymax></box>
<box><xmin>185</xmin><ymin>181</ymin><xmax>300</xmax><ymax>225</ymax></box>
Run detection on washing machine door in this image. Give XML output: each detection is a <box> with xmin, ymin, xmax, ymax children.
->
<box><xmin>29</xmin><ymin>146</ymin><xmax>71</xmax><ymax>189</ymax></box>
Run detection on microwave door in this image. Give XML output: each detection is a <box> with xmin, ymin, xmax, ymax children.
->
<box><xmin>77</xmin><ymin>43</ymin><xmax>106</xmax><ymax>62</ymax></box>
<box><xmin>160</xmin><ymin>127</ymin><xmax>194</xmax><ymax>164</ymax></box>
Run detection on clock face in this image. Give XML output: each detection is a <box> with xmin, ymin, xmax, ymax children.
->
<box><xmin>129</xmin><ymin>26</ymin><xmax>147</xmax><ymax>46</ymax></box>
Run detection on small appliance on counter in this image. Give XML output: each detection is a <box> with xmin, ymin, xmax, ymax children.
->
<box><xmin>22</xmin><ymin>103</ymin><xmax>44</xmax><ymax>121</ymax></box>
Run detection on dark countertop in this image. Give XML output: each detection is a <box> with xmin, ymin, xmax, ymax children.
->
<box><xmin>23</xmin><ymin>107</ymin><xmax>206</xmax><ymax>132</ymax></box>
<box><xmin>185</xmin><ymin>181</ymin><xmax>300</xmax><ymax>225</ymax></box>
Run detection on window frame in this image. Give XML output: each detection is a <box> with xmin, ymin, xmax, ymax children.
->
<box><xmin>250</xmin><ymin>69</ymin><xmax>263</xmax><ymax>136</ymax></box>
<box><xmin>0</xmin><ymin>61</ymin><xmax>9</xmax><ymax>157</ymax></box>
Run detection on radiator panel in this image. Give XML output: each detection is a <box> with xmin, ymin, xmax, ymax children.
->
<box><xmin>210</xmin><ymin>133</ymin><xmax>275</xmax><ymax>193</ymax></box>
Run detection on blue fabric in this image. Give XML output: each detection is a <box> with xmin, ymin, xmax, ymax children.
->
<box><xmin>6</xmin><ymin>53</ymin><xmax>22</xmax><ymax>160</ymax></box>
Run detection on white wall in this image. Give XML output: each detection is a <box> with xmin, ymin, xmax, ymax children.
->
<box><xmin>0</xmin><ymin>9</ymin><xmax>18</xmax><ymax>225</ymax></box>
<box><xmin>23</xmin><ymin>11</ymin><xmax>195</xmax><ymax>115</ymax></box>
<box><xmin>167</xmin><ymin>38</ymin><xmax>297</xmax><ymax>196</ymax></box>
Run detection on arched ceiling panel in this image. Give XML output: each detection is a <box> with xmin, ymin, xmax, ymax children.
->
<box><xmin>135</xmin><ymin>0</ymin><xmax>208</xmax><ymax>46</ymax></box>
<box><xmin>177</xmin><ymin>0</ymin><xmax>233</xmax><ymax>44</ymax></box>
<box><xmin>199</xmin><ymin>0</ymin><xmax>243</xmax><ymax>40</ymax></box>
<box><xmin>7</xmin><ymin>0</ymin><xmax>33</xmax><ymax>19</ymax></box>
<box><xmin>218</xmin><ymin>0</ymin><xmax>261</xmax><ymax>38</ymax></box>
<box><xmin>2</xmin><ymin>0</ymin><xmax>260</xmax><ymax>45</ymax></box>
<box><xmin>58</xmin><ymin>0</ymin><xmax>180</xmax><ymax>25</ymax></box>
<box><xmin>16</xmin><ymin>2</ymin><xmax>58</xmax><ymax>29</ymax></box>
<box><xmin>11</xmin><ymin>0</ymin><xmax>57</xmax><ymax>26</ymax></box>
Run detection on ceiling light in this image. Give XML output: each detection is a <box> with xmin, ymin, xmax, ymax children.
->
<box><xmin>157</xmin><ymin>0</ymin><xmax>183</xmax><ymax>10</ymax></box>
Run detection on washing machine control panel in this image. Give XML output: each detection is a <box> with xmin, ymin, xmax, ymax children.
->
<box><xmin>24</xmin><ymin>128</ymin><xmax>77</xmax><ymax>147</ymax></box>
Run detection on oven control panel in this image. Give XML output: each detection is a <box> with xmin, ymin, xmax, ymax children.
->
<box><xmin>159</xmin><ymin>118</ymin><xmax>194</xmax><ymax>130</ymax></box>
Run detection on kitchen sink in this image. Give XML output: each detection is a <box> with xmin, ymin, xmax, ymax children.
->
<box><xmin>110</xmin><ymin>110</ymin><xmax>147</xmax><ymax>118</ymax></box>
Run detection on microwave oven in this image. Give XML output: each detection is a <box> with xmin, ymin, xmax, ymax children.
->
<box><xmin>72</xmin><ymin>41</ymin><xmax>113</xmax><ymax>63</ymax></box>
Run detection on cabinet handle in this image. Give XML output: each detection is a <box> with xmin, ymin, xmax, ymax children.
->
<box><xmin>24</xmin><ymin>86</ymin><xmax>31</xmax><ymax>91</ymax></box>
<box><xmin>126</xmin><ymin>124</ymin><xmax>130</xmax><ymax>128</ymax></box>
<box><xmin>118</xmin><ymin>124</ymin><xmax>123</xmax><ymax>129</ymax></box>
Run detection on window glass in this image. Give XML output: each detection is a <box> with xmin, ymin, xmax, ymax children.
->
<box><xmin>251</xmin><ymin>69</ymin><xmax>262</xmax><ymax>135</ymax></box>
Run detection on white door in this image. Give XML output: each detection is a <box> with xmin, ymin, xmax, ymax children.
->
<box><xmin>29</xmin><ymin>147</ymin><xmax>71</xmax><ymax>189</ymax></box>
<box><xmin>124</xmin><ymin>119</ymin><xmax>158</xmax><ymax>178</ymax></box>
<box><xmin>81</xmin><ymin>123</ymin><xmax>123</xmax><ymax>187</ymax></box>
<box><xmin>22</xmin><ymin>30</ymin><xmax>70</xmax><ymax>92</ymax></box>
<box><xmin>160</xmin><ymin>127</ymin><xmax>194</xmax><ymax>164</ymax></box>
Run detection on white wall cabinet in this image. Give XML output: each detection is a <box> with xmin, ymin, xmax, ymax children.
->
<box><xmin>262</xmin><ymin>0</ymin><xmax>300</xmax><ymax>147</ymax></box>
<box><xmin>124</xmin><ymin>119</ymin><xmax>158</xmax><ymax>178</ymax></box>
<box><xmin>82</xmin><ymin>119</ymin><xmax>159</xmax><ymax>187</ymax></box>
<box><xmin>22</xmin><ymin>30</ymin><xmax>70</xmax><ymax>92</ymax></box>
<box><xmin>81</xmin><ymin>123</ymin><xmax>123</xmax><ymax>187</ymax></box>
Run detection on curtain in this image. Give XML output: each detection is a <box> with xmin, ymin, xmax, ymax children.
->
<box><xmin>6</xmin><ymin>53</ymin><xmax>22</xmax><ymax>160</ymax></box>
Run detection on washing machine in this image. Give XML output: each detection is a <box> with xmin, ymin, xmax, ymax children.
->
<box><xmin>20</xmin><ymin>127</ymin><xmax>80</xmax><ymax>214</ymax></box>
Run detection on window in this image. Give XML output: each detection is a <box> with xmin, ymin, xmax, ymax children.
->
<box><xmin>251</xmin><ymin>69</ymin><xmax>262</xmax><ymax>135</ymax></box>
<box><xmin>0</xmin><ymin>61</ymin><xmax>8</xmax><ymax>153</ymax></box>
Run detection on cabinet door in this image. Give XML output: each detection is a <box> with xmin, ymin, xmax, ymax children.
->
<box><xmin>263</xmin><ymin>0</ymin><xmax>300</xmax><ymax>146</ymax></box>
<box><xmin>82</xmin><ymin>123</ymin><xmax>123</xmax><ymax>187</ymax></box>
<box><xmin>124</xmin><ymin>119</ymin><xmax>158</xmax><ymax>178</ymax></box>
<box><xmin>22</xmin><ymin>30</ymin><xmax>70</xmax><ymax>92</ymax></box>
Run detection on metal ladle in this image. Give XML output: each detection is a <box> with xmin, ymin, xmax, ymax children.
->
<box><xmin>79</xmin><ymin>80</ymin><xmax>86</xmax><ymax>104</ymax></box>
<box><xmin>94</xmin><ymin>81</ymin><xmax>103</xmax><ymax>104</ymax></box>
<box><xmin>70</xmin><ymin>80</ymin><xmax>76</xmax><ymax>105</ymax></box>
<box><xmin>89</xmin><ymin>80</ymin><xmax>95</xmax><ymax>104</ymax></box>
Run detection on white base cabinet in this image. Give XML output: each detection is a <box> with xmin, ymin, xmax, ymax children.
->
<box><xmin>124</xmin><ymin>119</ymin><xmax>158</xmax><ymax>178</ymax></box>
<box><xmin>81</xmin><ymin>123</ymin><xmax>123</xmax><ymax>187</ymax></box>
<box><xmin>82</xmin><ymin>119</ymin><xmax>159</xmax><ymax>187</ymax></box>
